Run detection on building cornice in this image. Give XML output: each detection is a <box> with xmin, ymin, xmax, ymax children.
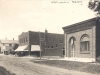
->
<box><xmin>62</xmin><ymin>18</ymin><xmax>96</xmax><ymax>34</ymax></box>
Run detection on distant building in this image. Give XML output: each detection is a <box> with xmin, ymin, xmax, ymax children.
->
<box><xmin>15</xmin><ymin>30</ymin><xmax>64</xmax><ymax>56</ymax></box>
<box><xmin>0</xmin><ymin>39</ymin><xmax>18</xmax><ymax>54</ymax></box>
<box><xmin>62</xmin><ymin>17</ymin><xmax>100</xmax><ymax>62</ymax></box>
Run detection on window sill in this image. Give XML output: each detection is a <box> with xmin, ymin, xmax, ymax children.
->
<box><xmin>80</xmin><ymin>51</ymin><xmax>90</xmax><ymax>54</ymax></box>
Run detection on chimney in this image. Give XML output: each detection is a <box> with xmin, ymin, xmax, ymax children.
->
<box><xmin>44</xmin><ymin>29</ymin><xmax>48</xmax><ymax>46</ymax></box>
<box><xmin>45</xmin><ymin>29</ymin><xmax>48</xmax><ymax>33</ymax></box>
<box><xmin>13</xmin><ymin>38</ymin><xmax>14</xmax><ymax>41</ymax></box>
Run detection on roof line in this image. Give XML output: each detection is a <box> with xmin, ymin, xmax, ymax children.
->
<box><xmin>62</xmin><ymin>17</ymin><xmax>96</xmax><ymax>29</ymax></box>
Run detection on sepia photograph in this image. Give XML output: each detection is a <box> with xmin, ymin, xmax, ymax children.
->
<box><xmin>0</xmin><ymin>0</ymin><xmax>100</xmax><ymax>75</ymax></box>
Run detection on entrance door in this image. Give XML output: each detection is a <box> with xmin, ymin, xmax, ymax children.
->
<box><xmin>69</xmin><ymin>37</ymin><xmax>76</xmax><ymax>57</ymax></box>
<box><xmin>70</xmin><ymin>44</ymin><xmax>75</xmax><ymax>57</ymax></box>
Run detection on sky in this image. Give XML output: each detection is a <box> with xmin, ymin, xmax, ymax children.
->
<box><xmin>0</xmin><ymin>0</ymin><xmax>96</xmax><ymax>40</ymax></box>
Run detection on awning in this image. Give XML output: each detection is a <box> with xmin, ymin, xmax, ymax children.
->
<box><xmin>31</xmin><ymin>45</ymin><xmax>40</xmax><ymax>51</ymax></box>
<box><xmin>15</xmin><ymin>45</ymin><xmax>28</xmax><ymax>51</ymax></box>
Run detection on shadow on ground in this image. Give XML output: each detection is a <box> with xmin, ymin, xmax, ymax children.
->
<box><xmin>0</xmin><ymin>66</ymin><xmax>16</xmax><ymax>75</ymax></box>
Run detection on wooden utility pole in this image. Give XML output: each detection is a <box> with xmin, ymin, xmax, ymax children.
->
<box><xmin>29</xmin><ymin>45</ymin><xmax>31</xmax><ymax>56</ymax></box>
<box><xmin>39</xmin><ymin>31</ymin><xmax>42</xmax><ymax>59</ymax></box>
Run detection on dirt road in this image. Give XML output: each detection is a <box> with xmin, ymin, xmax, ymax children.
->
<box><xmin>0</xmin><ymin>54</ymin><xmax>99</xmax><ymax>75</ymax></box>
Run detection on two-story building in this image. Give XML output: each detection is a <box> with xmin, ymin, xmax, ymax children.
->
<box><xmin>63</xmin><ymin>17</ymin><xmax>100</xmax><ymax>62</ymax></box>
<box><xmin>0</xmin><ymin>39</ymin><xmax>18</xmax><ymax>54</ymax></box>
<box><xmin>15</xmin><ymin>30</ymin><xmax>64</xmax><ymax>57</ymax></box>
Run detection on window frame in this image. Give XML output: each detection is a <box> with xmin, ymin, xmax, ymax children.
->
<box><xmin>55</xmin><ymin>44</ymin><xmax>57</xmax><ymax>48</ymax></box>
<box><xmin>80</xmin><ymin>34</ymin><xmax>90</xmax><ymax>54</ymax></box>
<box><xmin>60</xmin><ymin>39</ymin><xmax>63</xmax><ymax>44</ymax></box>
<box><xmin>26</xmin><ymin>37</ymin><xmax>27</xmax><ymax>42</ymax></box>
<box><xmin>48</xmin><ymin>46</ymin><xmax>50</xmax><ymax>49</ymax></box>
<box><xmin>51</xmin><ymin>46</ymin><xmax>54</xmax><ymax>49</ymax></box>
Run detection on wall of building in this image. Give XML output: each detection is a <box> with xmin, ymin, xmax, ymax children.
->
<box><xmin>6</xmin><ymin>45</ymin><xmax>14</xmax><ymax>53</ymax></box>
<box><xmin>18</xmin><ymin>31</ymin><xmax>64</xmax><ymax>56</ymax></box>
<box><xmin>29</xmin><ymin>31</ymin><xmax>43</xmax><ymax>45</ymax></box>
<box><xmin>19</xmin><ymin>32</ymin><xmax>29</xmax><ymax>46</ymax></box>
<box><xmin>42</xmin><ymin>33</ymin><xmax>64</xmax><ymax>56</ymax></box>
<box><xmin>0</xmin><ymin>43</ymin><xmax>16</xmax><ymax>54</ymax></box>
<box><xmin>19</xmin><ymin>31</ymin><xmax>44</xmax><ymax>45</ymax></box>
<box><xmin>65</xmin><ymin>27</ymin><xmax>96</xmax><ymax>58</ymax></box>
<box><xmin>18</xmin><ymin>31</ymin><xmax>45</xmax><ymax>55</ymax></box>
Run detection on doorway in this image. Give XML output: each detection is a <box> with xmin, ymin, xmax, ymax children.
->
<box><xmin>69</xmin><ymin>37</ymin><xmax>76</xmax><ymax>57</ymax></box>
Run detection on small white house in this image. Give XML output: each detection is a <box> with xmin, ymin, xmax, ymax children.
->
<box><xmin>0</xmin><ymin>39</ymin><xmax>18</xmax><ymax>54</ymax></box>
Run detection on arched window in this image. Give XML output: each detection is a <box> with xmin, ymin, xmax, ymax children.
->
<box><xmin>80</xmin><ymin>34</ymin><xmax>90</xmax><ymax>52</ymax></box>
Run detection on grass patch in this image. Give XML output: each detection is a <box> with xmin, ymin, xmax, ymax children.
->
<box><xmin>0</xmin><ymin>66</ymin><xmax>15</xmax><ymax>75</ymax></box>
<box><xmin>31</xmin><ymin>60</ymin><xmax>100</xmax><ymax>74</ymax></box>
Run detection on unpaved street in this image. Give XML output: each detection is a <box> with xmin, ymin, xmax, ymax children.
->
<box><xmin>0</xmin><ymin>54</ymin><xmax>99</xmax><ymax>75</ymax></box>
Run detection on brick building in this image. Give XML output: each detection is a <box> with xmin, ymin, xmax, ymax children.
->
<box><xmin>15</xmin><ymin>30</ymin><xmax>64</xmax><ymax>56</ymax></box>
<box><xmin>42</xmin><ymin>30</ymin><xmax>64</xmax><ymax>56</ymax></box>
<box><xmin>63</xmin><ymin>17</ymin><xmax>100</xmax><ymax>62</ymax></box>
<box><xmin>0</xmin><ymin>39</ymin><xmax>18</xmax><ymax>54</ymax></box>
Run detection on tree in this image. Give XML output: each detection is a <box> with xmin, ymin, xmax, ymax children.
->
<box><xmin>13</xmin><ymin>43</ymin><xmax>19</xmax><ymax>50</ymax></box>
<box><xmin>88</xmin><ymin>0</ymin><xmax>100</xmax><ymax>16</ymax></box>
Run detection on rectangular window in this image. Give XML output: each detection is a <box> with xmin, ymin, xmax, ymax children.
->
<box><xmin>19</xmin><ymin>39</ymin><xmax>21</xmax><ymax>43</ymax></box>
<box><xmin>56</xmin><ymin>44</ymin><xmax>57</xmax><ymax>48</ymax></box>
<box><xmin>24</xmin><ymin>38</ymin><xmax>25</xmax><ymax>42</ymax></box>
<box><xmin>80</xmin><ymin>41</ymin><xmax>90</xmax><ymax>52</ymax></box>
<box><xmin>60</xmin><ymin>39</ymin><xmax>63</xmax><ymax>43</ymax></box>
<box><xmin>21</xmin><ymin>39</ymin><xmax>22</xmax><ymax>43</ymax></box>
<box><xmin>26</xmin><ymin>37</ymin><xmax>27</xmax><ymax>42</ymax></box>
<box><xmin>9</xmin><ymin>44</ymin><xmax>12</xmax><ymax>46</ymax></box>
<box><xmin>48</xmin><ymin>46</ymin><xmax>50</xmax><ymax>49</ymax></box>
<box><xmin>51</xmin><ymin>46</ymin><xmax>54</xmax><ymax>49</ymax></box>
<box><xmin>23</xmin><ymin>38</ymin><xmax>24</xmax><ymax>43</ymax></box>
